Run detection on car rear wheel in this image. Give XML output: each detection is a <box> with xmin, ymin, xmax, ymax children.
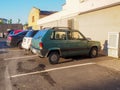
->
<box><xmin>48</xmin><ymin>52</ymin><xmax>60</xmax><ymax>64</ymax></box>
<box><xmin>18</xmin><ymin>42</ymin><xmax>22</xmax><ymax>49</ymax></box>
<box><xmin>89</xmin><ymin>47</ymin><xmax>98</xmax><ymax>58</ymax></box>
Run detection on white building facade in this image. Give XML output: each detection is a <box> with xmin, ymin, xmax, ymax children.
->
<box><xmin>37</xmin><ymin>0</ymin><xmax>120</xmax><ymax>55</ymax></box>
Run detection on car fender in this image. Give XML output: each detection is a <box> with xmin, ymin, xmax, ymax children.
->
<box><xmin>46</xmin><ymin>48</ymin><xmax>61</xmax><ymax>57</ymax></box>
<box><xmin>88</xmin><ymin>41</ymin><xmax>101</xmax><ymax>51</ymax></box>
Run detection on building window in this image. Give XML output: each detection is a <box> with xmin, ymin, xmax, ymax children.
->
<box><xmin>32</xmin><ymin>16</ymin><xmax>35</xmax><ymax>22</ymax></box>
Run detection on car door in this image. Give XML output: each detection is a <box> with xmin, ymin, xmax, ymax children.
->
<box><xmin>48</xmin><ymin>30</ymin><xmax>68</xmax><ymax>56</ymax></box>
<box><xmin>67</xmin><ymin>31</ymin><xmax>88</xmax><ymax>56</ymax></box>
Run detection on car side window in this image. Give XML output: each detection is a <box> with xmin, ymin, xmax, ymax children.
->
<box><xmin>67</xmin><ymin>31</ymin><xmax>84</xmax><ymax>40</ymax></box>
<box><xmin>51</xmin><ymin>31</ymin><xmax>66</xmax><ymax>40</ymax></box>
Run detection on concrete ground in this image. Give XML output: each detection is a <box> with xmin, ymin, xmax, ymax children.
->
<box><xmin>97</xmin><ymin>57</ymin><xmax>120</xmax><ymax>72</ymax></box>
<box><xmin>1</xmin><ymin>37</ymin><xmax>120</xmax><ymax>90</ymax></box>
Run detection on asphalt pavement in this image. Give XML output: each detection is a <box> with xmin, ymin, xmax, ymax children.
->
<box><xmin>0</xmin><ymin>38</ymin><xmax>120</xmax><ymax>90</ymax></box>
<box><xmin>97</xmin><ymin>58</ymin><xmax>120</xmax><ymax>72</ymax></box>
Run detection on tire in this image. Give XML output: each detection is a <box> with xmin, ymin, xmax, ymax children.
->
<box><xmin>48</xmin><ymin>52</ymin><xmax>60</xmax><ymax>64</ymax></box>
<box><xmin>89</xmin><ymin>47</ymin><xmax>98</xmax><ymax>58</ymax></box>
<box><xmin>18</xmin><ymin>42</ymin><xmax>22</xmax><ymax>49</ymax></box>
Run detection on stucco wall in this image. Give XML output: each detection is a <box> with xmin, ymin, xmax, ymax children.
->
<box><xmin>76</xmin><ymin>5</ymin><xmax>120</xmax><ymax>53</ymax></box>
<box><xmin>39</xmin><ymin>18</ymin><xmax>69</xmax><ymax>28</ymax></box>
<box><xmin>40</xmin><ymin>21</ymin><xmax>58</xmax><ymax>28</ymax></box>
<box><xmin>28</xmin><ymin>8</ymin><xmax>40</xmax><ymax>30</ymax></box>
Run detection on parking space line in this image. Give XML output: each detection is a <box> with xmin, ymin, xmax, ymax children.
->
<box><xmin>7</xmin><ymin>49</ymin><xmax>25</xmax><ymax>52</ymax></box>
<box><xmin>11</xmin><ymin>62</ymin><xmax>96</xmax><ymax>78</ymax></box>
<box><xmin>0</xmin><ymin>48</ymin><xmax>24</xmax><ymax>52</ymax></box>
<box><xmin>0</xmin><ymin>49</ymin><xmax>6</xmax><ymax>51</ymax></box>
<box><xmin>7</xmin><ymin>48</ymin><xmax>25</xmax><ymax>52</ymax></box>
<box><xmin>8</xmin><ymin>50</ymin><xmax>23</xmax><ymax>52</ymax></box>
<box><xmin>4</xmin><ymin>55</ymin><xmax>38</xmax><ymax>61</ymax></box>
<box><xmin>5</xmin><ymin>66</ymin><xmax>12</xmax><ymax>90</ymax></box>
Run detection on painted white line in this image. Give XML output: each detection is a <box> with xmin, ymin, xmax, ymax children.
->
<box><xmin>8</xmin><ymin>49</ymin><xmax>24</xmax><ymax>52</ymax></box>
<box><xmin>11</xmin><ymin>62</ymin><xmax>96</xmax><ymax>78</ymax></box>
<box><xmin>0</xmin><ymin>49</ymin><xmax>6</xmax><ymax>51</ymax></box>
<box><xmin>5</xmin><ymin>66</ymin><xmax>12</xmax><ymax>90</ymax></box>
<box><xmin>0</xmin><ymin>49</ymin><xmax>23</xmax><ymax>52</ymax></box>
<box><xmin>4</xmin><ymin>55</ymin><xmax>38</xmax><ymax>61</ymax></box>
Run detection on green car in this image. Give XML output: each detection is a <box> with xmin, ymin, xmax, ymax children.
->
<box><xmin>31</xmin><ymin>27</ymin><xmax>101</xmax><ymax>64</ymax></box>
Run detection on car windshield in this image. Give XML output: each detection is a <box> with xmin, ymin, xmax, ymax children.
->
<box><xmin>33</xmin><ymin>29</ymin><xmax>48</xmax><ymax>39</ymax></box>
<box><xmin>25</xmin><ymin>30</ymin><xmax>38</xmax><ymax>37</ymax></box>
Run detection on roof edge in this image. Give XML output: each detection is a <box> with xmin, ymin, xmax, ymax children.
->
<box><xmin>79</xmin><ymin>2</ymin><xmax>120</xmax><ymax>15</ymax></box>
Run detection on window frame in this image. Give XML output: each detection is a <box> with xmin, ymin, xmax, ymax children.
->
<box><xmin>67</xmin><ymin>31</ymin><xmax>86</xmax><ymax>40</ymax></box>
<box><xmin>50</xmin><ymin>31</ymin><xmax>67</xmax><ymax>40</ymax></box>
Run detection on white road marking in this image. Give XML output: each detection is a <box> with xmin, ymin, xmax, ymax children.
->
<box><xmin>4</xmin><ymin>55</ymin><xmax>38</xmax><ymax>61</ymax></box>
<box><xmin>5</xmin><ymin>66</ymin><xmax>12</xmax><ymax>90</ymax></box>
<box><xmin>0</xmin><ymin>49</ymin><xmax>6</xmax><ymax>51</ymax></box>
<box><xmin>8</xmin><ymin>49</ymin><xmax>24</xmax><ymax>52</ymax></box>
<box><xmin>0</xmin><ymin>48</ymin><xmax>24</xmax><ymax>52</ymax></box>
<box><xmin>11</xmin><ymin>62</ymin><xmax>96</xmax><ymax>78</ymax></box>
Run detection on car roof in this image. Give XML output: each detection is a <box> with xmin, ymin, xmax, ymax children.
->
<box><xmin>43</xmin><ymin>27</ymin><xmax>79</xmax><ymax>32</ymax></box>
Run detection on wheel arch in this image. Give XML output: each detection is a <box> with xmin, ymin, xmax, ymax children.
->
<box><xmin>90</xmin><ymin>46</ymin><xmax>98</xmax><ymax>51</ymax></box>
<box><xmin>17</xmin><ymin>40</ymin><xmax>22</xmax><ymax>46</ymax></box>
<box><xmin>47</xmin><ymin>48</ymin><xmax>61</xmax><ymax>57</ymax></box>
<box><xmin>17</xmin><ymin>40</ymin><xmax>23</xmax><ymax>49</ymax></box>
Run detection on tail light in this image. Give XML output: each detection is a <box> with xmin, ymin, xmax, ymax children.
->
<box><xmin>8</xmin><ymin>36</ymin><xmax>12</xmax><ymax>41</ymax></box>
<box><xmin>39</xmin><ymin>42</ymin><xmax>43</xmax><ymax>49</ymax></box>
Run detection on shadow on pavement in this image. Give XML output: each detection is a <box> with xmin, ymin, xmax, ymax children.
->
<box><xmin>59</xmin><ymin>54</ymin><xmax>107</xmax><ymax>64</ymax></box>
<box><xmin>17</xmin><ymin>62</ymin><xmax>56</xmax><ymax>86</ymax></box>
<box><xmin>0</xmin><ymin>51</ymin><xmax>8</xmax><ymax>54</ymax></box>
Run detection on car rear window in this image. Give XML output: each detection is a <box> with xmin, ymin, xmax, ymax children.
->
<box><xmin>25</xmin><ymin>31</ymin><xmax>38</xmax><ymax>37</ymax></box>
<box><xmin>33</xmin><ymin>30</ymin><xmax>48</xmax><ymax>39</ymax></box>
<box><xmin>9</xmin><ymin>31</ymin><xmax>14</xmax><ymax>35</ymax></box>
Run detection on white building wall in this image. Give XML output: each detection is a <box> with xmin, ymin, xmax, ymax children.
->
<box><xmin>37</xmin><ymin>0</ymin><xmax>120</xmax><ymax>55</ymax></box>
<box><xmin>40</xmin><ymin>18</ymin><xmax>69</xmax><ymax>28</ymax></box>
<box><xmin>78</xmin><ymin>0</ymin><xmax>120</xmax><ymax>12</ymax></box>
<box><xmin>63</xmin><ymin>0</ymin><xmax>120</xmax><ymax>12</ymax></box>
<box><xmin>37</xmin><ymin>0</ymin><xmax>120</xmax><ymax>26</ymax></box>
<box><xmin>77</xmin><ymin>5</ymin><xmax>120</xmax><ymax>54</ymax></box>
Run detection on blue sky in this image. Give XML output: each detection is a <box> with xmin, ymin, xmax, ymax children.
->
<box><xmin>0</xmin><ymin>0</ymin><xmax>65</xmax><ymax>24</ymax></box>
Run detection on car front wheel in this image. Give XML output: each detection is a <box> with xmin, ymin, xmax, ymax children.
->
<box><xmin>48</xmin><ymin>52</ymin><xmax>60</xmax><ymax>64</ymax></box>
<box><xmin>89</xmin><ymin>47</ymin><xmax>98</xmax><ymax>58</ymax></box>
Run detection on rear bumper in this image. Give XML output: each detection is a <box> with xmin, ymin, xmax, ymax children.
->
<box><xmin>22</xmin><ymin>43</ymin><xmax>30</xmax><ymax>50</ymax></box>
<box><xmin>30</xmin><ymin>46</ymin><xmax>46</xmax><ymax>57</ymax></box>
